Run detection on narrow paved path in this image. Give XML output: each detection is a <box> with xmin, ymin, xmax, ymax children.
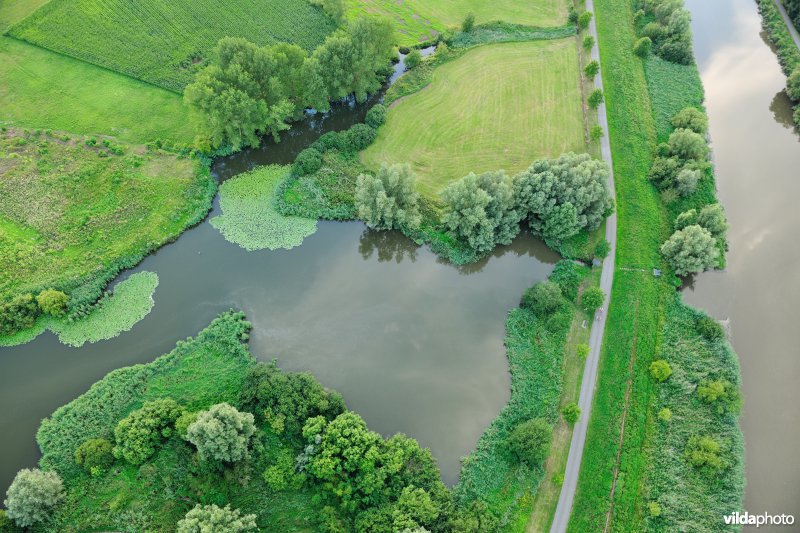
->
<box><xmin>772</xmin><ymin>0</ymin><xmax>800</xmax><ymax>50</ymax></box>
<box><xmin>549</xmin><ymin>1</ymin><xmax>617</xmax><ymax>530</ymax></box>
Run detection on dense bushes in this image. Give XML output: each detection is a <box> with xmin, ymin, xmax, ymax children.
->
<box><xmin>355</xmin><ymin>163</ymin><xmax>422</xmax><ymax>231</ymax></box>
<box><xmin>293</xmin><ymin>148</ymin><xmax>323</xmax><ymax>176</ymax></box>
<box><xmin>113</xmin><ymin>398</ymin><xmax>184</xmax><ymax>464</ymax></box>
<box><xmin>4</xmin><ymin>469</ymin><xmax>64</xmax><ymax>528</ymax></box>
<box><xmin>74</xmin><ymin>438</ymin><xmax>114</xmax><ymax>474</ymax></box>
<box><xmin>364</xmin><ymin>103</ymin><xmax>386</xmax><ymax>128</ymax></box>
<box><xmin>636</xmin><ymin>0</ymin><xmax>694</xmax><ymax>65</ymax></box>
<box><xmin>185</xmin><ymin>18</ymin><xmax>395</xmax><ymax>150</ymax></box>
<box><xmin>0</xmin><ymin>293</ymin><xmax>40</xmax><ymax>336</ymax></box>
<box><xmin>36</xmin><ymin>289</ymin><xmax>68</xmax><ymax>317</ymax></box>
<box><xmin>239</xmin><ymin>361</ymin><xmax>345</xmax><ymax>436</ymax></box>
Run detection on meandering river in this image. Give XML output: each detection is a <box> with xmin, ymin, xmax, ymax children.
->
<box><xmin>684</xmin><ymin>0</ymin><xmax>800</xmax><ymax>526</ymax></box>
<box><xmin>0</xmin><ymin>52</ymin><xmax>557</xmax><ymax>491</ymax></box>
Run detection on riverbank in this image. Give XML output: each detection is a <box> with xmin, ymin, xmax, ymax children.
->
<box><xmin>757</xmin><ymin>0</ymin><xmax>800</xmax><ymax>127</ymax></box>
<box><xmin>568</xmin><ymin>0</ymin><xmax>744</xmax><ymax>530</ymax></box>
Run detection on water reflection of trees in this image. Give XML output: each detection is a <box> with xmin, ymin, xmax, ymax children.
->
<box><xmin>358</xmin><ymin>228</ymin><xmax>419</xmax><ymax>263</ymax></box>
<box><xmin>769</xmin><ymin>90</ymin><xmax>800</xmax><ymax>136</ymax></box>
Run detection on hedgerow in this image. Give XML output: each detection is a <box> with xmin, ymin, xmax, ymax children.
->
<box><xmin>210</xmin><ymin>166</ymin><xmax>317</xmax><ymax>251</ymax></box>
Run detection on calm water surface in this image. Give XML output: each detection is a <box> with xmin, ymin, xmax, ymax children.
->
<box><xmin>685</xmin><ymin>0</ymin><xmax>800</xmax><ymax>526</ymax></box>
<box><xmin>0</xmin><ymin>51</ymin><xmax>556</xmax><ymax>491</ymax></box>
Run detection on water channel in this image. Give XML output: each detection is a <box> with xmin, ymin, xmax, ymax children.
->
<box><xmin>0</xmin><ymin>47</ymin><xmax>558</xmax><ymax>492</ymax></box>
<box><xmin>684</xmin><ymin>0</ymin><xmax>800</xmax><ymax>526</ymax></box>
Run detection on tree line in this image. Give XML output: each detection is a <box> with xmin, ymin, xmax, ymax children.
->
<box><xmin>633</xmin><ymin>0</ymin><xmax>694</xmax><ymax>64</ymax></box>
<box><xmin>185</xmin><ymin>17</ymin><xmax>395</xmax><ymax>151</ymax></box>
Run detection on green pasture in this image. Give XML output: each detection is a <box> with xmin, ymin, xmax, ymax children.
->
<box><xmin>361</xmin><ymin>40</ymin><xmax>585</xmax><ymax>197</ymax></box>
<box><xmin>347</xmin><ymin>0</ymin><xmax>568</xmax><ymax>45</ymax></box>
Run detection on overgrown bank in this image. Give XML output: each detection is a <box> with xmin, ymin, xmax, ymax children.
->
<box><xmin>756</xmin><ymin>0</ymin><xmax>800</xmax><ymax>127</ymax></box>
<box><xmin>568</xmin><ymin>0</ymin><xmax>744</xmax><ymax>531</ymax></box>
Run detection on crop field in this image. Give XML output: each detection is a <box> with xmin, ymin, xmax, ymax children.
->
<box><xmin>0</xmin><ymin>130</ymin><xmax>214</xmax><ymax>305</ymax></box>
<box><xmin>361</xmin><ymin>40</ymin><xmax>585</xmax><ymax>197</ymax></box>
<box><xmin>0</xmin><ymin>37</ymin><xmax>196</xmax><ymax>144</ymax></box>
<box><xmin>347</xmin><ymin>0</ymin><xmax>569</xmax><ymax>45</ymax></box>
<box><xmin>8</xmin><ymin>0</ymin><xmax>336</xmax><ymax>91</ymax></box>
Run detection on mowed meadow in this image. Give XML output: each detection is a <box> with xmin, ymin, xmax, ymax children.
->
<box><xmin>8</xmin><ymin>0</ymin><xmax>336</xmax><ymax>91</ymax></box>
<box><xmin>361</xmin><ymin>39</ymin><xmax>586</xmax><ymax>197</ymax></box>
<box><xmin>347</xmin><ymin>0</ymin><xmax>569</xmax><ymax>45</ymax></box>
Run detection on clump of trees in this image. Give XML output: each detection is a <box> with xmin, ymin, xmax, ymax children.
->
<box><xmin>186</xmin><ymin>403</ymin><xmax>256</xmax><ymax>462</ymax></box>
<box><xmin>238</xmin><ymin>361</ymin><xmax>346</xmax><ymax>435</ymax></box>
<box><xmin>185</xmin><ymin>18</ymin><xmax>395</xmax><ymax>150</ymax></box>
<box><xmin>177</xmin><ymin>504</ymin><xmax>257</xmax><ymax>533</ymax></box>
<box><xmin>0</xmin><ymin>293</ymin><xmax>40</xmax><ymax>336</ymax></box>
<box><xmin>636</xmin><ymin>0</ymin><xmax>694</xmax><ymax>64</ymax></box>
<box><xmin>515</xmin><ymin>152</ymin><xmax>613</xmax><ymax>244</ymax></box>
<box><xmin>355</xmin><ymin>163</ymin><xmax>422</xmax><ymax>231</ymax></box>
<box><xmin>299</xmin><ymin>411</ymin><xmax>450</xmax><ymax>530</ymax></box>
<box><xmin>440</xmin><ymin>170</ymin><xmax>518</xmax><ymax>253</ymax></box>
<box><xmin>662</xmin><ymin>203</ymin><xmax>727</xmax><ymax>275</ymax></box>
<box><xmin>113</xmin><ymin>398</ymin><xmax>183</xmax><ymax>464</ymax></box>
<box><xmin>507</xmin><ymin>418</ymin><xmax>553</xmax><ymax>466</ymax></box>
<box><xmin>4</xmin><ymin>468</ymin><xmax>64</xmax><ymax>527</ymax></box>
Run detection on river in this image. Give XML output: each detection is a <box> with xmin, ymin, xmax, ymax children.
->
<box><xmin>0</xmin><ymin>48</ymin><xmax>558</xmax><ymax>492</ymax></box>
<box><xmin>684</xmin><ymin>0</ymin><xmax>800</xmax><ymax>527</ymax></box>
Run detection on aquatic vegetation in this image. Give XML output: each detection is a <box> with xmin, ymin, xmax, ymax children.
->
<box><xmin>211</xmin><ymin>165</ymin><xmax>318</xmax><ymax>251</ymax></box>
<box><xmin>0</xmin><ymin>271</ymin><xmax>159</xmax><ymax>347</ymax></box>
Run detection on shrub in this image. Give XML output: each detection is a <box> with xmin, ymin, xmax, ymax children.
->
<box><xmin>365</xmin><ymin>104</ymin><xmax>387</xmax><ymax>129</ymax></box>
<box><xmin>175</xmin><ymin>411</ymin><xmax>199</xmax><ymax>439</ymax></box>
<box><xmin>595</xmin><ymin>238</ymin><xmax>611</xmax><ymax>258</ymax></box>
<box><xmin>113</xmin><ymin>398</ymin><xmax>183</xmax><ymax>465</ymax></box>
<box><xmin>568</xmin><ymin>6</ymin><xmax>579</xmax><ymax>24</ymax></box>
<box><xmin>404</xmin><ymin>49</ymin><xmax>422</xmax><ymax>69</ymax></box>
<box><xmin>685</xmin><ymin>435</ymin><xmax>726</xmax><ymax>472</ymax></box>
<box><xmin>580</xmin><ymin>286</ymin><xmax>605</xmax><ymax>312</ymax></box>
<box><xmin>187</xmin><ymin>403</ymin><xmax>256</xmax><ymax>463</ymax></box>
<box><xmin>657</xmin><ymin>407</ymin><xmax>672</xmax><ymax>422</ymax></box>
<box><xmin>577</xmin><ymin>344</ymin><xmax>590</xmax><ymax>358</ymax></box>
<box><xmin>4</xmin><ymin>469</ymin><xmax>64</xmax><ymax>528</ymax></box>
<box><xmin>74</xmin><ymin>438</ymin><xmax>114</xmax><ymax>473</ymax></box>
<box><xmin>314</xmin><ymin>131</ymin><xmax>342</xmax><ymax>152</ymax></box>
<box><xmin>549</xmin><ymin>260</ymin><xmax>583</xmax><ymax>300</ymax></box>
<box><xmin>672</xmin><ymin>107</ymin><xmax>708</xmax><ymax>134</ymax></box>
<box><xmin>562</xmin><ymin>403</ymin><xmax>581</xmax><ymax>424</ymax></box>
<box><xmin>583</xmin><ymin>35</ymin><xmax>595</xmax><ymax>50</ymax></box>
<box><xmin>36</xmin><ymin>289</ymin><xmax>68</xmax><ymax>317</ymax></box>
<box><xmin>648</xmin><ymin>501</ymin><xmax>662</xmax><ymax>517</ymax></box>
<box><xmin>507</xmin><ymin>418</ymin><xmax>553</xmax><ymax>466</ymax></box>
<box><xmin>293</xmin><ymin>148</ymin><xmax>323</xmax><ymax>176</ymax></box>
<box><xmin>590</xmin><ymin>125</ymin><xmax>604</xmax><ymax>141</ymax></box>
<box><xmin>355</xmin><ymin>163</ymin><xmax>422</xmax><ymax>231</ymax></box>
<box><xmin>462</xmin><ymin>12</ymin><xmax>475</xmax><ymax>33</ymax></box>
<box><xmin>648</xmin><ymin>156</ymin><xmax>683</xmax><ymax>190</ymax></box>
<box><xmin>696</xmin><ymin>315</ymin><xmax>724</xmax><ymax>340</ymax></box>
<box><xmin>340</xmin><ymin>123</ymin><xmax>377</xmax><ymax>152</ymax></box>
<box><xmin>787</xmin><ymin>67</ymin><xmax>800</xmax><ymax>101</ymax></box>
<box><xmin>0</xmin><ymin>293</ymin><xmax>41</xmax><ymax>336</ymax></box>
<box><xmin>521</xmin><ymin>281</ymin><xmax>563</xmax><ymax>316</ymax></box>
<box><xmin>649</xmin><ymin>360</ymin><xmax>673</xmax><ymax>382</ymax></box>
<box><xmin>660</xmin><ymin>225</ymin><xmax>719</xmax><ymax>276</ymax></box>
<box><xmin>584</xmin><ymin>60</ymin><xmax>600</xmax><ymax>79</ymax></box>
<box><xmin>668</xmin><ymin>128</ymin><xmax>708</xmax><ymax>161</ymax></box>
<box><xmin>588</xmin><ymin>88</ymin><xmax>604</xmax><ymax>108</ymax></box>
<box><xmin>697</xmin><ymin>379</ymin><xmax>742</xmax><ymax>414</ymax></box>
<box><xmin>675</xmin><ymin>168</ymin><xmax>700</xmax><ymax>196</ymax></box>
<box><xmin>177</xmin><ymin>504</ymin><xmax>257</xmax><ymax>533</ymax></box>
<box><xmin>578</xmin><ymin>11</ymin><xmax>593</xmax><ymax>30</ymax></box>
<box><xmin>634</xmin><ymin>36</ymin><xmax>652</xmax><ymax>58</ymax></box>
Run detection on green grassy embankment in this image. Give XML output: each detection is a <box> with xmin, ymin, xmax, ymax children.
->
<box><xmin>7</xmin><ymin>0</ymin><xmax>335</xmax><ymax>91</ymax></box>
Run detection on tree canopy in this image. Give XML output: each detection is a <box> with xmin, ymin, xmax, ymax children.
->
<box><xmin>660</xmin><ymin>224</ymin><xmax>719</xmax><ymax>276</ymax></box>
<box><xmin>177</xmin><ymin>504</ymin><xmax>257</xmax><ymax>533</ymax></box>
<box><xmin>186</xmin><ymin>403</ymin><xmax>256</xmax><ymax>462</ymax></box>
<box><xmin>4</xmin><ymin>469</ymin><xmax>64</xmax><ymax>527</ymax></box>
<box><xmin>356</xmin><ymin>163</ymin><xmax>422</xmax><ymax>231</ymax></box>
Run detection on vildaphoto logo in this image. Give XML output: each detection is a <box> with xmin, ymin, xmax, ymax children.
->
<box><xmin>723</xmin><ymin>511</ymin><xmax>795</xmax><ymax>527</ymax></box>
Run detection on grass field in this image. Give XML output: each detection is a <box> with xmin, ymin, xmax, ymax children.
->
<box><xmin>0</xmin><ymin>129</ymin><xmax>214</xmax><ymax>307</ymax></box>
<box><xmin>0</xmin><ymin>37</ymin><xmax>196</xmax><ymax>144</ymax></box>
<box><xmin>347</xmin><ymin>0</ymin><xmax>568</xmax><ymax>45</ymax></box>
<box><xmin>8</xmin><ymin>0</ymin><xmax>335</xmax><ymax>91</ymax></box>
<box><xmin>361</xmin><ymin>40</ymin><xmax>585</xmax><ymax>197</ymax></box>
<box><xmin>0</xmin><ymin>0</ymin><xmax>49</xmax><ymax>31</ymax></box>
